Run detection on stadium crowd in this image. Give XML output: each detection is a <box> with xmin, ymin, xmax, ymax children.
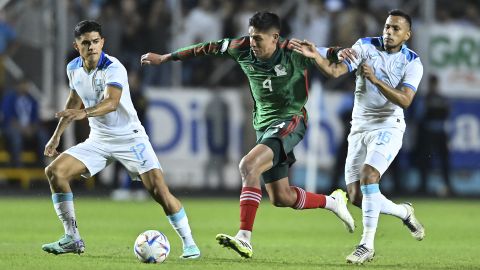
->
<box><xmin>0</xmin><ymin>0</ymin><xmax>478</xmax><ymax>197</ymax></box>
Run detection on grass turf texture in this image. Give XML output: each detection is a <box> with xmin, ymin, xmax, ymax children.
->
<box><xmin>0</xmin><ymin>197</ymin><xmax>478</xmax><ymax>269</ymax></box>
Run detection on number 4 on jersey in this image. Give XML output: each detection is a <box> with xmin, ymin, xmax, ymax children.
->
<box><xmin>263</xmin><ymin>77</ymin><xmax>273</xmax><ymax>92</ymax></box>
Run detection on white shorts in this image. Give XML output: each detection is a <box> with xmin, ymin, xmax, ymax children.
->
<box><xmin>64</xmin><ymin>135</ymin><xmax>162</xmax><ymax>181</ymax></box>
<box><xmin>344</xmin><ymin>127</ymin><xmax>403</xmax><ymax>185</ymax></box>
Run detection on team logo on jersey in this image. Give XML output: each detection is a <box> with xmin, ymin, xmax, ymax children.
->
<box><xmin>93</xmin><ymin>76</ymin><xmax>105</xmax><ymax>99</ymax></box>
<box><xmin>274</xmin><ymin>64</ymin><xmax>287</xmax><ymax>76</ymax></box>
<box><xmin>271</xmin><ymin>122</ymin><xmax>286</xmax><ymax>134</ymax></box>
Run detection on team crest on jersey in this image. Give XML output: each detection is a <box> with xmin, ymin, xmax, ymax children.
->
<box><xmin>93</xmin><ymin>76</ymin><xmax>105</xmax><ymax>99</ymax></box>
<box><xmin>274</xmin><ymin>64</ymin><xmax>287</xmax><ymax>76</ymax></box>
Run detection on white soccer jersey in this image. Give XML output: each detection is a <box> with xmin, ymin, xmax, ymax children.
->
<box><xmin>344</xmin><ymin>37</ymin><xmax>423</xmax><ymax>132</ymax></box>
<box><xmin>66</xmin><ymin>52</ymin><xmax>145</xmax><ymax>138</ymax></box>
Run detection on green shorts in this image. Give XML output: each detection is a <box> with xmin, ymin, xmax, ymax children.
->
<box><xmin>256</xmin><ymin>115</ymin><xmax>307</xmax><ymax>183</ymax></box>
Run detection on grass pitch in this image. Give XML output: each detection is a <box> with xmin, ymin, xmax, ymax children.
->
<box><xmin>0</xmin><ymin>197</ymin><xmax>479</xmax><ymax>270</ymax></box>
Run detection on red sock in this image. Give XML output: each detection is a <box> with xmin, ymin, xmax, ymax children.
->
<box><xmin>291</xmin><ymin>186</ymin><xmax>326</xmax><ymax>209</ymax></box>
<box><xmin>239</xmin><ymin>187</ymin><xmax>262</xmax><ymax>231</ymax></box>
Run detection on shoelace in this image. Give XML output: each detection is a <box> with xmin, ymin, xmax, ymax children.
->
<box><xmin>353</xmin><ymin>245</ymin><xmax>370</xmax><ymax>257</ymax></box>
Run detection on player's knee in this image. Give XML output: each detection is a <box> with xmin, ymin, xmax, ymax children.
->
<box><xmin>45</xmin><ymin>164</ymin><xmax>65</xmax><ymax>181</ymax></box>
<box><xmin>239</xmin><ymin>155</ymin><xmax>260</xmax><ymax>180</ymax></box>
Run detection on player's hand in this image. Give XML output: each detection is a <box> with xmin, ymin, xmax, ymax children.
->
<box><xmin>289</xmin><ymin>39</ymin><xmax>318</xmax><ymax>59</ymax></box>
<box><xmin>44</xmin><ymin>137</ymin><xmax>60</xmax><ymax>157</ymax></box>
<box><xmin>55</xmin><ymin>109</ymin><xmax>87</xmax><ymax>122</ymax></box>
<box><xmin>338</xmin><ymin>48</ymin><xmax>358</xmax><ymax>63</ymax></box>
<box><xmin>140</xmin><ymin>53</ymin><xmax>171</xmax><ymax>66</ymax></box>
<box><xmin>360</xmin><ymin>63</ymin><xmax>379</xmax><ymax>84</ymax></box>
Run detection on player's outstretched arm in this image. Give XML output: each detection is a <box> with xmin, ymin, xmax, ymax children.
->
<box><xmin>290</xmin><ymin>39</ymin><xmax>349</xmax><ymax>78</ymax></box>
<box><xmin>141</xmin><ymin>52</ymin><xmax>172</xmax><ymax>66</ymax></box>
<box><xmin>44</xmin><ymin>90</ymin><xmax>83</xmax><ymax>157</ymax></box>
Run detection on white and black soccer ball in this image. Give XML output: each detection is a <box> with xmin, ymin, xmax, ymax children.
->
<box><xmin>134</xmin><ymin>230</ymin><xmax>170</xmax><ymax>263</ymax></box>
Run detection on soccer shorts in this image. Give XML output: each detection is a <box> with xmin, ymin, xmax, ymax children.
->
<box><xmin>344</xmin><ymin>127</ymin><xmax>404</xmax><ymax>185</ymax></box>
<box><xmin>256</xmin><ymin>115</ymin><xmax>306</xmax><ymax>183</ymax></box>
<box><xmin>64</xmin><ymin>135</ymin><xmax>162</xmax><ymax>181</ymax></box>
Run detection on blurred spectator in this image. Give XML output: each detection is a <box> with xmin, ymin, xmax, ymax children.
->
<box><xmin>97</xmin><ymin>2</ymin><xmax>122</xmax><ymax>57</ymax></box>
<box><xmin>142</xmin><ymin>0</ymin><xmax>172</xmax><ymax>86</ymax></box>
<box><xmin>118</xmin><ymin>0</ymin><xmax>145</xmax><ymax>72</ymax></box>
<box><xmin>203</xmin><ymin>87</ymin><xmax>230</xmax><ymax>189</ymax></box>
<box><xmin>292</xmin><ymin>0</ymin><xmax>331</xmax><ymax>47</ymax></box>
<box><xmin>175</xmin><ymin>0</ymin><xmax>223</xmax><ymax>86</ymax></box>
<box><xmin>1</xmin><ymin>78</ymin><xmax>48</xmax><ymax>167</ymax></box>
<box><xmin>415</xmin><ymin>75</ymin><xmax>452</xmax><ymax>196</ymax></box>
<box><xmin>0</xmin><ymin>10</ymin><xmax>18</xmax><ymax>93</ymax></box>
<box><xmin>329</xmin><ymin>0</ymin><xmax>377</xmax><ymax>47</ymax></box>
<box><xmin>233</xmin><ymin>0</ymin><xmax>258</xmax><ymax>37</ymax></box>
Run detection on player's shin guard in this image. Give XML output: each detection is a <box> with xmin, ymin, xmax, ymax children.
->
<box><xmin>239</xmin><ymin>187</ymin><xmax>262</xmax><ymax>232</ymax></box>
<box><xmin>291</xmin><ymin>186</ymin><xmax>326</xmax><ymax>209</ymax></box>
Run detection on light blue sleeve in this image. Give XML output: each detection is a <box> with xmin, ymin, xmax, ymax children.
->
<box><xmin>106</xmin><ymin>62</ymin><xmax>127</xmax><ymax>90</ymax></box>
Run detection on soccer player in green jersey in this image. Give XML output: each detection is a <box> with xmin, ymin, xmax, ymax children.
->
<box><xmin>141</xmin><ymin>11</ymin><xmax>354</xmax><ymax>259</ymax></box>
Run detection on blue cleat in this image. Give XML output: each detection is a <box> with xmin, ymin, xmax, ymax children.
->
<box><xmin>180</xmin><ymin>245</ymin><xmax>201</xmax><ymax>259</ymax></box>
<box><xmin>42</xmin><ymin>235</ymin><xmax>85</xmax><ymax>255</ymax></box>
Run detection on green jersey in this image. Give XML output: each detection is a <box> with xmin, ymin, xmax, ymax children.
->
<box><xmin>171</xmin><ymin>37</ymin><xmax>315</xmax><ymax>130</ymax></box>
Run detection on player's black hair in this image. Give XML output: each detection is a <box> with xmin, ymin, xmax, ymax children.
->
<box><xmin>249</xmin><ymin>11</ymin><xmax>281</xmax><ymax>32</ymax></box>
<box><xmin>74</xmin><ymin>20</ymin><xmax>102</xmax><ymax>38</ymax></box>
<box><xmin>388</xmin><ymin>9</ymin><xmax>412</xmax><ymax>30</ymax></box>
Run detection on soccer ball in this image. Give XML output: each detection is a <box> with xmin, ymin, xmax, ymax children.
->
<box><xmin>133</xmin><ymin>230</ymin><xmax>170</xmax><ymax>263</ymax></box>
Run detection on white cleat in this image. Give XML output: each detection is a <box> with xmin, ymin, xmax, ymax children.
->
<box><xmin>216</xmin><ymin>233</ymin><xmax>253</xmax><ymax>258</ymax></box>
<box><xmin>346</xmin><ymin>244</ymin><xmax>375</xmax><ymax>264</ymax></box>
<box><xmin>330</xmin><ymin>189</ymin><xmax>355</xmax><ymax>233</ymax></box>
<box><xmin>402</xmin><ymin>202</ymin><xmax>425</xmax><ymax>241</ymax></box>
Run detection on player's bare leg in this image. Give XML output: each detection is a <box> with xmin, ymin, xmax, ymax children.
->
<box><xmin>216</xmin><ymin>144</ymin><xmax>272</xmax><ymax>258</ymax></box>
<box><xmin>42</xmin><ymin>154</ymin><xmax>87</xmax><ymax>255</ymax></box>
<box><xmin>141</xmin><ymin>169</ymin><xmax>200</xmax><ymax>259</ymax></box>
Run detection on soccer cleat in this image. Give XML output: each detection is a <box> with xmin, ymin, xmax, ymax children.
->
<box><xmin>330</xmin><ymin>189</ymin><xmax>355</xmax><ymax>233</ymax></box>
<box><xmin>216</xmin><ymin>233</ymin><xmax>253</xmax><ymax>258</ymax></box>
<box><xmin>180</xmin><ymin>245</ymin><xmax>201</xmax><ymax>259</ymax></box>
<box><xmin>346</xmin><ymin>244</ymin><xmax>375</xmax><ymax>264</ymax></box>
<box><xmin>402</xmin><ymin>202</ymin><xmax>425</xmax><ymax>241</ymax></box>
<box><xmin>42</xmin><ymin>235</ymin><xmax>85</xmax><ymax>255</ymax></box>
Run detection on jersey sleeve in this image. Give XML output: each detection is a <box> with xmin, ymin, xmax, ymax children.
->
<box><xmin>66</xmin><ymin>68</ymin><xmax>75</xmax><ymax>91</ymax></box>
<box><xmin>105</xmin><ymin>63</ymin><xmax>127</xmax><ymax>90</ymax></box>
<box><xmin>171</xmin><ymin>37</ymin><xmax>247</xmax><ymax>61</ymax></box>
<box><xmin>343</xmin><ymin>39</ymin><xmax>365</xmax><ymax>72</ymax></box>
<box><xmin>401</xmin><ymin>58</ymin><xmax>423</xmax><ymax>92</ymax></box>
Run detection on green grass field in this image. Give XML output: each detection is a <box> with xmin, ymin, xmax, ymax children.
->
<box><xmin>0</xmin><ymin>197</ymin><xmax>479</xmax><ymax>270</ymax></box>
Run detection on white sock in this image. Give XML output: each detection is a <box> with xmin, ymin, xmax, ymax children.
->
<box><xmin>360</xmin><ymin>184</ymin><xmax>381</xmax><ymax>250</ymax></box>
<box><xmin>52</xmin><ymin>193</ymin><xmax>81</xmax><ymax>240</ymax></box>
<box><xmin>324</xmin><ymin>196</ymin><xmax>336</xmax><ymax>211</ymax></box>
<box><xmin>235</xmin><ymin>230</ymin><xmax>252</xmax><ymax>242</ymax></box>
<box><xmin>167</xmin><ymin>207</ymin><xmax>196</xmax><ymax>248</ymax></box>
<box><xmin>379</xmin><ymin>193</ymin><xmax>408</xmax><ymax>220</ymax></box>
